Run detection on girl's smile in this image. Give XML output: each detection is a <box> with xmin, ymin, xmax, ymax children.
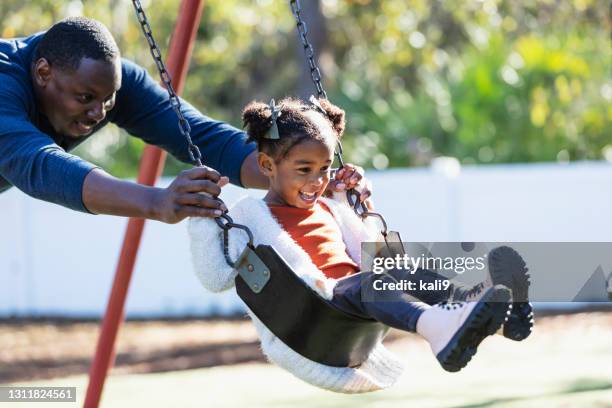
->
<box><xmin>261</xmin><ymin>139</ymin><xmax>334</xmax><ymax>209</ymax></box>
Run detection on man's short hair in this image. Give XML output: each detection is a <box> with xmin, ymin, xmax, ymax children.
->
<box><xmin>34</xmin><ymin>17</ymin><xmax>120</xmax><ymax>71</ymax></box>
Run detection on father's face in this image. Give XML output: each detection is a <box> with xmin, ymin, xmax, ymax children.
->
<box><xmin>33</xmin><ymin>57</ymin><xmax>122</xmax><ymax>138</ymax></box>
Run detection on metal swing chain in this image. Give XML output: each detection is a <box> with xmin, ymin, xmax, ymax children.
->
<box><xmin>289</xmin><ymin>0</ymin><xmax>389</xmax><ymax>235</ymax></box>
<box><xmin>132</xmin><ymin>0</ymin><xmax>254</xmax><ymax>267</ymax></box>
<box><xmin>132</xmin><ymin>0</ymin><xmax>202</xmax><ymax>166</ymax></box>
<box><xmin>217</xmin><ymin>214</ymin><xmax>255</xmax><ymax>267</ymax></box>
<box><xmin>289</xmin><ymin>0</ymin><xmax>345</xmax><ymax>170</ymax></box>
<box><xmin>289</xmin><ymin>0</ymin><xmax>327</xmax><ymax>100</ymax></box>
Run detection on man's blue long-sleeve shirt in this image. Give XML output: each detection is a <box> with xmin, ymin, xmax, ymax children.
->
<box><xmin>0</xmin><ymin>33</ymin><xmax>256</xmax><ymax>212</ymax></box>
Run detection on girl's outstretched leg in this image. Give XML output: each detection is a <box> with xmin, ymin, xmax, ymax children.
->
<box><xmin>331</xmin><ymin>271</ymin><xmax>512</xmax><ymax>372</ymax></box>
<box><xmin>331</xmin><ymin>271</ymin><xmax>428</xmax><ymax>332</ymax></box>
<box><xmin>415</xmin><ymin>285</ymin><xmax>512</xmax><ymax>372</ymax></box>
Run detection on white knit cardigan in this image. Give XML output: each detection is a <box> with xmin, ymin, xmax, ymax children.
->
<box><xmin>188</xmin><ymin>193</ymin><xmax>404</xmax><ymax>393</ymax></box>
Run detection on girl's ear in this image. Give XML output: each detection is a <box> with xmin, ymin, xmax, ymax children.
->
<box><xmin>257</xmin><ymin>152</ymin><xmax>275</xmax><ymax>176</ymax></box>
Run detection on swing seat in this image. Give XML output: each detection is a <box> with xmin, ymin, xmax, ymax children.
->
<box><xmin>235</xmin><ymin>244</ymin><xmax>389</xmax><ymax>368</ymax></box>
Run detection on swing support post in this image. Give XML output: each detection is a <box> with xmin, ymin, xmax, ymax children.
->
<box><xmin>84</xmin><ymin>1</ymin><xmax>204</xmax><ymax>407</ymax></box>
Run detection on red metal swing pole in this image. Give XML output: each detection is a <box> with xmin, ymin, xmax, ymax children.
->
<box><xmin>84</xmin><ymin>1</ymin><xmax>204</xmax><ymax>407</ymax></box>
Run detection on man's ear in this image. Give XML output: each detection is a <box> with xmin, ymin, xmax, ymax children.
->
<box><xmin>257</xmin><ymin>152</ymin><xmax>274</xmax><ymax>176</ymax></box>
<box><xmin>33</xmin><ymin>58</ymin><xmax>52</xmax><ymax>87</ymax></box>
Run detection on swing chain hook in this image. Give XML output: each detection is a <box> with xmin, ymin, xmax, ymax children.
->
<box><xmin>131</xmin><ymin>0</ymin><xmax>203</xmax><ymax>166</ymax></box>
<box><xmin>215</xmin><ymin>214</ymin><xmax>255</xmax><ymax>267</ymax></box>
<box><xmin>289</xmin><ymin>0</ymin><xmax>327</xmax><ymax>100</ymax></box>
<box><xmin>362</xmin><ymin>211</ymin><xmax>389</xmax><ymax>237</ymax></box>
<box><xmin>346</xmin><ymin>189</ymin><xmax>388</xmax><ymax>236</ymax></box>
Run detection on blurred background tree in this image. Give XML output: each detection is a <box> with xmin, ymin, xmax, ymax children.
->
<box><xmin>1</xmin><ymin>0</ymin><xmax>609</xmax><ymax>176</ymax></box>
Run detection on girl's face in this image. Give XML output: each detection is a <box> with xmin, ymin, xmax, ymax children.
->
<box><xmin>260</xmin><ymin>138</ymin><xmax>334</xmax><ymax>209</ymax></box>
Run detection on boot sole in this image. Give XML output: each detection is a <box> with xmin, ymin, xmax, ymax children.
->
<box><xmin>489</xmin><ymin>246</ymin><xmax>534</xmax><ymax>341</ymax></box>
<box><xmin>437</xmin><ymin>285</ymin><xmax>511</xmax><ymax>372</ymax></box>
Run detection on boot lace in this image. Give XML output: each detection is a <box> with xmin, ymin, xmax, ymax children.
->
<box><xmin>438</xmin><ymin>301</ymin><xmax>465</xmax><ymax>310</ymax></box>
<box><xmin>452</xmin><ymin>282</ymin><xmax>485</xmax><ymax>301</ymax></box>
<box><xmin>464</xmin><ymin>282</ymin><xmax>485</xmax><ymax>299</ymax></box>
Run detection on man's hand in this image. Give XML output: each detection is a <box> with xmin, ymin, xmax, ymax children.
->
<box><xmin>326</xmin><ymin>163</ymin><xmax>372</xmax><ymax>203</ymax></box>
<box><xmin>152</xmin><ymin>166</ymin><xmax>229</xmax><ymax>224</ymax></box>
<box><xmin>82</xmin><ymin>167</ymin><xmax>229</xmax><ymax>224</ymax></box>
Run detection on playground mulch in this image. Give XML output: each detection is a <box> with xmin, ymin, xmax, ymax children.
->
<box><xmin>0</xmin><ymin>318</ymin><xmax>259</xmax><ymax>383</ymax></box>
<box><xmin>1</xmin><ymin>311</ymin><xmax>611</xmax><ymax>384</ymax></box>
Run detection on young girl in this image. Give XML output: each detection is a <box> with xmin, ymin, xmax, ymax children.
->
<box><xmin>189</xmin><ymin>97</ymin><xmax>529</xmax><ymax>393</ymax></box>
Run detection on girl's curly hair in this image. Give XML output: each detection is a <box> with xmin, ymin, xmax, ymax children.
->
<box><xmin>242</xmin><ymin>97</ymin><xmax>345</xmax><ymax>161</ymax></box>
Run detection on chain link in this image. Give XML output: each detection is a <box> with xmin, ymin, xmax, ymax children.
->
<box><xmin>131</xmin><ymin>0</ymin><xmax>203</xmax><ymax>166</ymax></box>
<box><xmin>289</xmin><ymin>0</ymin><xmax>327</xmax><ymax>100</ymax></box>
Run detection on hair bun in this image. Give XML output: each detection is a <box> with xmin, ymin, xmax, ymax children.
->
<box><xmin>318</xmin><ymin>98</ymin><xmax>345</xmax><ymax>137</ymax></box>
<box><xmin>242</xmin><ymin>101</ymin><xmax>273</xmax><ymax>143</ymax></box>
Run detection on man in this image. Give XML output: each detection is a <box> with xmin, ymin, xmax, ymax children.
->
<box><xmin>0</xmin><ymin>17</ymin><xmax>269</xmax><ymax>223</ymax></box>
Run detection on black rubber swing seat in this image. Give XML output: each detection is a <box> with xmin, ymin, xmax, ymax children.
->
<box><xmin>234</xmin><ymin>244</ymin><xmax>389</xmax><ymax>368</ymax></box>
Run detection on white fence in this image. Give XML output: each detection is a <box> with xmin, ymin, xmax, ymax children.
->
<box><xmin>1</xmin><ymin>160</ymin><xmax>610</xmax><ymax>317</ymax></box>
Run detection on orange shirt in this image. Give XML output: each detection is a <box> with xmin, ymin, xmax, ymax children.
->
<box><xmin>268</xmin><ymin>202</ymin><xmax>360</xmax><ymax>279</ymax></box>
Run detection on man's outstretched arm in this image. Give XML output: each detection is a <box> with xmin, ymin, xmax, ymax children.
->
<box><xmin>82</xmin><ymin>166</ymin><xmax>228</xmax><ymax>223</ymax></box>
<box><xmin>81</xmin><ymin>151</ymin><xmax>266</xmax><ymax>224</ymax></box>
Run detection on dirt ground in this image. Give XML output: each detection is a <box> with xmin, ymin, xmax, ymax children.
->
<box><xmin>1</xmin><ymin>311</ymin><xmax>611</xmax><ymax>384</ymax></box>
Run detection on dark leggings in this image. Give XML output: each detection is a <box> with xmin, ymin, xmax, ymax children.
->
<box><xmin>330</xmin><ymin>268</ymin><xmax>454</xmax><ymax>332</ymax></box>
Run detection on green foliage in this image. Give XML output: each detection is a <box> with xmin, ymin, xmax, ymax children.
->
<box><xmin>1</xmin><ymin>0</ymin><xmax>609</xmax><ymax>176</ymax></box>
<box><xmin>326</xmin><ymin>0</ymin><xmax>610</xmax><ymax>167</ymax></box>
